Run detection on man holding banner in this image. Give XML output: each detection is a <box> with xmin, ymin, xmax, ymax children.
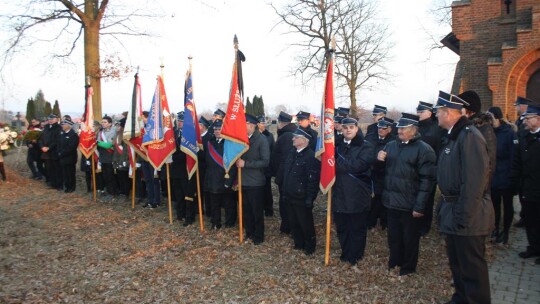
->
<box><xmin>235</xmin><ymin>114</ymin><xmax>270</xmax><ymax>244</ymax></box>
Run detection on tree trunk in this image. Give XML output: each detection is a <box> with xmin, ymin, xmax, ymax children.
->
<box><xmin>350</xmin><ymin>81</ymin><xmax>357</xmax><ymax>118</ymax></box>
<box><xmin>84</xmin><ymin>0</ymin><xmax>102</xmax><ymax>120</ymax></box>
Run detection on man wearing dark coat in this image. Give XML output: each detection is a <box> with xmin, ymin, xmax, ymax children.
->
<box><xmin>170</xmin><ymin>112</ymin><xmax>197</xmax><ymax>226</ymax></box>
<box><xmin>378</xmin><ymin>113</ymin><xmax>436</xmax><ymax>276</ymax></box>
<box><xmin>278</xmin><ymin>128</ymin><xmax>320</xmax><ymax>255</ymax></box>
<box><xmin>204</xmin><ymin>119</ymin><xmax>237</xmax><ymax>229</ymax></box>
<box><xmin>513</xmin><ymin>96</ymin><xmax>532</xmax><ymax>228</ymax></box>
<box><xmin>416</xmin><ymin>101</ymin><xmax>443</xmax><ymax>235</ymax></box>
<box><xmin>295</xmin><ymin>111</ymin><xmax>318</xmax><ymax>151</ymax></box>
<box><xmin>365</xmin><ymin>105</ymin><xmax>388</xmax><ymax>143</ymax></box>
<box><xmin>235</xmin><ymin>114</ymin><xmax>270</xmax><ymax>244</ymax></box>
<box><xmin>257</xmin><ymin>115</ymin><xmax>275</xmax><ymax>217</ymax></box>
<box><xmin>435</xmin><ymin>91</ymin><xmax>494</xmax><ymax>304</ymax></box>
<box><xmin>40</xmin><ymin>114</ymin><xmax>63</xmax><ymax>190</ymax></box>
<box><xmin>367</xmin><ymin>117</ymin><xmax>395</xmax><ymax>230</ymax></box>
<box><xmin>272</xmin><ymin>111</ymin><xmax>297</xmax><ymax>234</ymax></box>
<box><xmin>333</xmin><ymin>117</ymin><xmax>374</xmax><ymax>265</ymax></box>
<box><xmin>511</xmin><ymin>101</ymin><xmax>540</xmax><ymax>265</ymax></box>
<box><xmin>199</xmin><ymin>116</ymin><xmax>212</xmax><ymax>218</ymax></box>
<box><xmin>58</xmin><ymin>119</ymin><xmax>80</xmax><ymax>193</ymax></box>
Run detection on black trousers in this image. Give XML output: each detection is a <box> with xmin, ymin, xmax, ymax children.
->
<box><xmin>141</xmin><ymin>162</ymin><xmax>160</xmax><ymax>206</ymax></box>
<box><xmin>387</xmin><ymin>209</ymin><xmax>422</xmax><ymax>275</ymax></box>
<box><xmin>172</xmin><ymin>178</ymin><xmax>195</xmax><ymax>222</ymax></box>
<box><xmin>116</xmin><ymin>170</ymin><xmax>131</xmax><ymax>196</ymax></box>
<box><xmin>85</xmin><ymin>171</ymin><xmax>104</xmax><ymax>192</ymax></box>
<box><xmin>286</xmin><ymin>201</ymin><xmax>316</xmax><ymax>253</ymax></box>
<box><xmin>101</xmin><ymin>163</ymin><xmax>118</xmax><ymax>196</ymax></box>
<box><xmin>61</xmin><ymin>164</ymin><xmax>76</xmax><ymax>191</ymax></box>
<box><xmin>445</xmin><ymin>234</ymin><xmax>490</xmax><ymax>304</ymax></box>
<box><xmin>368</xmin><ymin>194</ymin><xmax>387</xmax><ymax>229</ymax></box>
<box><xmin>242</xmin><ymin>186</ymin><xmax>265</xmax><ymax>243</ymax></box>
<box><xmin>27</xmin><ymin>151</ymin><xmax>43</xmax><ymax>178</ymax></box>
<box><xmin>278</xmin><ymin>185</ymin><xmax>290</xmax><ymax>233</ymax></box>
<box><xmin>46</xmin><ymin>158</ymin><xmax>62</xmax><ymax>189</ymax></box>
<box><xmin>522</xmin><ymin>199</ymin><xmax>540</xmax><ymax>254</ymax></box>
<box><xmin>207</xmin><ymin>191</ymin><xmax>235</xmax><ymax>226</ymax></box>
<box><xmin>334</xmin><ymin>211</ymin><xmax>369</xmax><ymax>265</ymax></box>
<box><xmin>420</xmin><ymin>183</ymin><xmax>437</xmax><ymax>234</ymax></box>
<box><xmin>263</xmin><ymin>176</ymin><xmax>274</xmax><ymax>215</ymax></box>
<box><xmin>491</xmin><ymin>188</ymin><xmax>514</xmax><ymax>233</ymax></box>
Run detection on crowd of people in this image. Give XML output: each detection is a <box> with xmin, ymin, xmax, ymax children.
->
<box><xmin>3</xmin><ymin>89</ymin><xmax>540</xmax><ymax>304</ymax></box>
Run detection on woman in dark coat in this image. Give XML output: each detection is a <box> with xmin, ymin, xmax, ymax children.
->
<box><xmin>488</xmin><ymin>107</ymin><xmax>518</xmax><ymax>244</ymax></box>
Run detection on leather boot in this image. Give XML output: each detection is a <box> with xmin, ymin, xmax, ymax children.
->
<box><xmin>496</xmin><ymin>231</ymin><xmax>509</xmax><ymax>244</ymax></box>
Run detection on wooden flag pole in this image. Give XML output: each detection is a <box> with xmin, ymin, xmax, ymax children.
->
<box><xmin>131</xmin><ymin>165</ymin><xmax>136</xmax><ymax>209</ymax></box>
<box><xmin>324</xmin><ymin>189</ymin><xmax>332</xmax><ymax>266</ymax></box>
<box><xmin>166</xmin><ymin>163</ymin><xmax>173</xmax><ymax>224</ymax></box>
<box><xmin>238</xmin><ymin>167</ymin><xmax>244</xmax><ymax>244</ymax></box>
<box><xmin>91</xmin><ymin>154</ymin><xmax>97</xmax><ymax>202</ymax></box>
<box><xmin>196</xmin><ymin>167</ymin><xmax>204</xmax><ymax>232</ymax></box>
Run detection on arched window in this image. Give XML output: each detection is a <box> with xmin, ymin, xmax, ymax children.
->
<box><xmin>527</xmin><ymin>68</ymin><xmax>540</xmax><ymax>102</ymax></box>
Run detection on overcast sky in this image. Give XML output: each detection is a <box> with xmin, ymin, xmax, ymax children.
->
<box><xmin>0</xmin><ymin>0</ymin><xmax>457</xmax><ymax>117</ymax></box>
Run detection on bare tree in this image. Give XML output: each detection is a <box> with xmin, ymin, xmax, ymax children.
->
<box><xmin>272</xmin><ymin>0</ymin><xmax>391</xmax><ymax>117</ymax></box>
<box><xmin>1</xmin><ymin>0</ymin><xmax>160</xmax><ymax>119</ymax></box>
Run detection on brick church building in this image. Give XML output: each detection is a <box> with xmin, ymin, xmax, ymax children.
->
<box><xmin>442</xmin><ymin>0</ymin><xmax>540</xmax><ymax>119</ymax></box>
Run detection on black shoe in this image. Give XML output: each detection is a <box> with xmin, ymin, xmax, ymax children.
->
<box><xmin>514</xmin><ymin>218</ymin><xmax>525</xmax><ymax>228</ymax></box>
<box><xmin>518</xmin><ymin>251</ymin><xmax>540</xmax><ymax>259</ymax></box>
<box><xmin>496</xmin><ymin>231</ymin><xmax>509</xmax><ymax>244</ymax></box>
<box><xmin>490</xmin><ymin>229</ymin><xmax>499</xmax><ymax>239</ymax></box>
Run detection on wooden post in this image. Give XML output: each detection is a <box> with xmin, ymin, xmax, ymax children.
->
<box><xmin>91</xmin><ymin>154</ymin><xmax>97</xmax><ymax>202</ymax></box>
<box><xmin>238</xmin><ymin>167</ymin><xmax>243</xmax><ymax>243</ymax></box>
<box><xmin>325</xmin><ymin>189</ymin><xmax>332</xmax><ymax>266</ymax></box>
<box><xmin>131</xmin><ymin>166</ymin><xmax>136</xmax><ymax>209</ymax></box>
<box><xmin>166</xmin><ymin>163</ymin><xmax>173</xmax><ymax>224</ymax></box>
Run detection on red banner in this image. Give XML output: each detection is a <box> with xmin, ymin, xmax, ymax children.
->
<box><xmin>78</xmin><ymin>85</ymin><xmax>97</xmax><ymax>159</ymax></box>
<box><xmin>319</xmin><ymin>57</ymin><xmax>336</xmax><ymax>194</ymax></box>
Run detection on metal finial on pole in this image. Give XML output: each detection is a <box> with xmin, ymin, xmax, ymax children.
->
<box><xmin>331</xmin><ymin>35</ymin><xmax>336</xmax><ymax>52</ymax></box>
<box><xmin>159</xmin><ymin>56</ymin><xmax>165</xmax><ymax>78</ymax></box>
<box><xmin>188</xmin><ymin>55</ymin><xmax>193</xmax><ymax>71</ymax></box>
<box><xmin>86</xmin><ymin>75</ymin><xmax>90</xmax><ymax>86</ymax></box>
<box><xmin>234</xmin><ymin>34</ymin><xmax>238</xmax><ymax>51</ymax></box>
<box><xmin>136</xmin><ymin>65</ymin><xmax>140</xmax><ymax>74</ymax></box>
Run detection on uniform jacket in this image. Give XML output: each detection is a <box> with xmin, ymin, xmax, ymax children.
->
<box><xmin>364</xmin><ymin>122</ymin><xmax>378</xmax><ymax>143</ymax></box>
<box><xmin>278</xmin><ymin>147</ymin><xmax>320</xmax><ymax>207</ymax></box>
<box><xmin>437</xmin><ymin>116</ymin><xmax>495</xmax><ymax>236</ymax></box>
<box><xmin>511</xmin><ymin>129</ymin><xmax>540</xmax><ymax>201</ymax></box>
<box><xmin>241</xmin><ymin>129</ymin><xmax>270</xmax><ymax>188</ymax></box>
<box><xmin>368</xmin><ymin>133</ymin><xmax>395</xmax><ymax>195</ymax></box>
<box><xmin>260</xmin><ymin>129</ymin><xmax>275</xmax><ymax>178</ymax></box>
<box><xmin>204</xmin><ymin>137</ymin><xmax>236</xmax><ymax>193</ymax></box>
<box><xmin>272</xmin><ymin>123</ymin><xmax>296</xmax><ymax>179</ymax></box>
<box><xmin>39</xmin><ymin>123</ymin><xmax>62</xmax><ymax>160</ymax></box>
<box><xmin>492</xmin><ymin>122</ymin><xmax>517</xmax><ymax>190</ymax></box>
<box><xmin>58</xmin><ymin>128</ymin><xmax>80</xmax><ymax>165</ymax></box>
<box><xmin>418</xmin><ymin>117</ymin><xmax>443</xmax><ymax>158</ymax></box>
<box><xmin>112</xmin><ymin>137</ymin><xmax>130</xmax><ymax>171</ymax></box>
<box><xmin>381</xmin><ymin>134</ymin><xmax>436</xmax><ymax>213</ymax></box>
<box><xmin>332</xmin><ymin>134</ymin><xmax>374</xmax><ymax>213</ymax></box>
<box><xmin>471</xmin><ymin>114</ymin><xmax>497</xmax><ymax>179</ymax></box>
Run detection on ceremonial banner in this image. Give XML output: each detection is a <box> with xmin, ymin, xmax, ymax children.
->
<box><xmin>180</xmin><ymin>69</ymin><xmax>202</xmax><ymax>180</ymax></box>
<box><xmin>221</xmin><ymin>55</ymin><xmax>249</xmax><ymax>177</ymax></box>
<box><xmin>142</xmin><ymin>75</ymin><xmax>176</xmax><ymax>169</ymax></box>
<box><xmin>78</xmin><ymin>83</ymin><xmax>97</xmax><ymax>159</ymax></box>
<box><xmin>124</xmin><ymin>72</ymin><xmax>147</xmax><ymax>161</ymax></box>
<box><xmin>316</xmin><ymin>55</ymin><xmax>336</xmax><ymax>194</ymax></box>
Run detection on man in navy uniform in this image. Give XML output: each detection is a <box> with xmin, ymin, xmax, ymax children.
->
<box><xmin>199</xmin><ymin>115</ymin><xmax>212</xmax><ymax>217</ymax></box>
<box><xmin>367</xmin><ymin>117</ymin><xmax>395</xmax><ymax>230</ymax></box>
<box><xmin>378</xmin><ymin>113</ymin><xmax>436</xmax><ymax>276</ymax></box>
<box><xmin>272</xmin><ymin>111</ymin><xmax>297</xmax><ymax>234</ymax></box>
<box><xmin>511</xmin><ymin>100</ymin><xmax>540</xmax><ymax>265</ymax></box>
<box><xmin>296</xmin><ymin>111</ymin><xmax>318</xmax><ymax>151</ymax></box>
<box><xmin>58</xmin><ymin>119</ymin><xmax>80</xmax><ymax>193</ymax></box>
<box><xmin>333</xmin><ymin>117</ymin><xmax>374</xmax><ymax>265</ymax></box>
<box><xmin>435</xmin><ymin>91</ymin><xmax>494</xmax><ymax>304</ymax></box>
<box><xmin>365</xmin><ymin>105</ymin><xmax>388</xmax><ymax>143</ymax></box>
<box><xmin>279</xmin><ymin>128</ymin><xmax>320</xmax><ymax>255</ymax></box>
<box><xmin>513</xmin><ymin>96</ymin><xmax>533</xmax><ymax>227</ymax></box>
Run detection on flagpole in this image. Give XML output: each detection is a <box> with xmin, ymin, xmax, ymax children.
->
<box><xmin>238</xmin><ymin>167</ymin><xmax>244</xmax><ymax>243</ymax></box>
<box><xmin>196</xmin><ymin>165</ymin><xmax>204</xmax><ymax>232</ymax></box>
<box><xmin>325</xmin><ymin>190</ymin><xmax>332</xmax><ymax>266</ymax></box>
<box><xmin>131</xmin><ymin>166</ymin><xmax>136</xmax><ymax>209</ymax></box>
<box><xmin>92</xmin><ymin>154</ymin><xmax>97</xmax><ymax>202</ymax></box>
<box><xmin>166</xmin><ymin>164</ymin><xmax>173</xmax><ymax>224</ymax></box>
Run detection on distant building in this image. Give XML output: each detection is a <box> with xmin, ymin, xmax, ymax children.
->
<box><xmin>443</xmin><ymin>0</ymin><xmax>540</xmax><ymax>119</ymax></box>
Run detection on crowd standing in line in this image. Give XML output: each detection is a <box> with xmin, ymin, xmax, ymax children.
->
<box><xmin>4</xmin><ymin>91</ymin><xmax>540</xmax><ymax>304</ymax></box>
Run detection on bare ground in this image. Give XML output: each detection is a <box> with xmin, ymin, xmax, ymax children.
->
<box><xmin>0</xmin><ymin>147</ymin><xmax>494</xmax><ymax>303</ymax></box>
